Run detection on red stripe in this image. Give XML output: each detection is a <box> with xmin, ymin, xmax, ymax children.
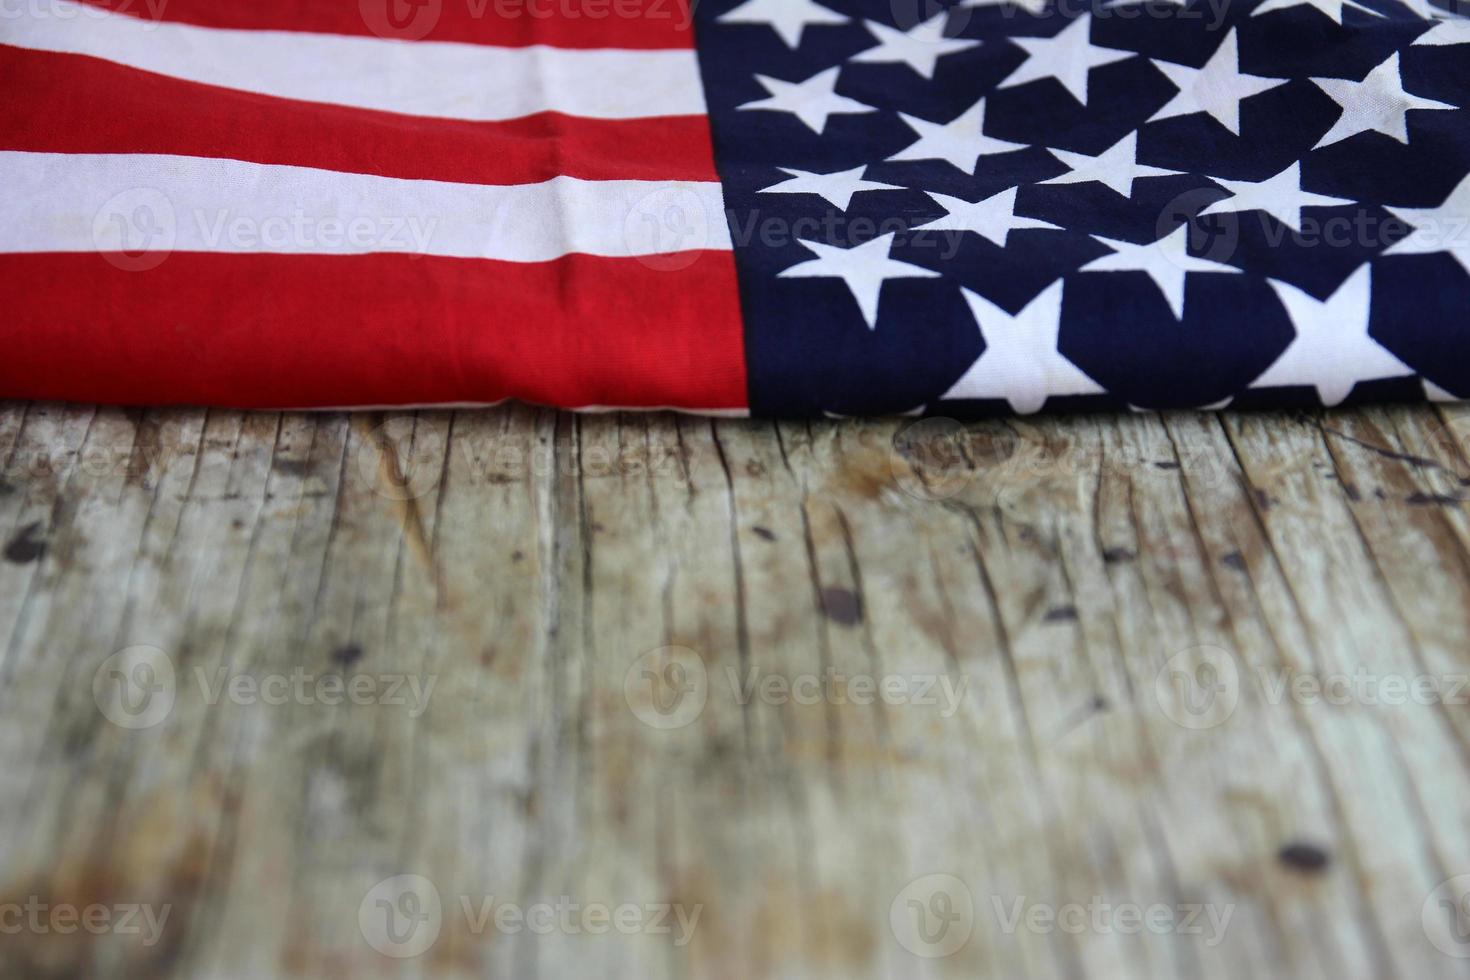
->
<box><xmin>0</xmin><ymin>46</ymin><xmax>717</xmax><ymax>184</ymax></box>
<box><xmin>0</xmin><ymin>252</ymin><xmax>747</xmax><ymax>410</ymax></box>
<box><xmin>74</xmin><ymin>0</ymin><xmax>697</xmax><ymax>49</ymax></box>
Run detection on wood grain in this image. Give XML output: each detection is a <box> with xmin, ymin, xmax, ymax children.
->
<box><xmin>3</xmin><ymin>399</ymin><xmax>1470</xmax><ymax>979</ymax></box>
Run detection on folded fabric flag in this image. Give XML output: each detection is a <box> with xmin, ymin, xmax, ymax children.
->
<box><xmin>1</xmin><ymin>0</ymin><xmax>1467</xmax><ymax>415</ymax></box>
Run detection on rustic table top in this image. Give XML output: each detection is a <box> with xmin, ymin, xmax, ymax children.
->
<box><xmin>3</xmin><ymin>399</ymin><xmax>1470</xmax><ymax>979</ymax></box>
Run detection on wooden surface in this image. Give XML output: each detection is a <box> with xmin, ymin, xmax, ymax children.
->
<box><xmin>4</xmin><ymin>399</ymin><xmax>1470</xmax><ymax>979</ymax></box>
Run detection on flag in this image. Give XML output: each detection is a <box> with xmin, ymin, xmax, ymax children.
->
<box><xmin>1</xmin><ymin>0</ymin><xmax>1468</xmax><ymax>416</ymax></box>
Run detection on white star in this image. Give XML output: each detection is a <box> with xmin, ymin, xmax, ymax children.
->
<box><xmin>778</xmin><ymin>233</ymin><xmax>942</xmax><ymax>329</ymax></box>
<box><xmin>1426</xmin><ymin>378</ymin><xmax>1460</xmax><ymax>401</ymax></box>
<box><xmin>1198</xmin><ymin>162</ymin><xmax>1354</xmax><ymax>232</ymax></box>
<box><xmin>1415</xmin><ymin>17</ymin><xmax>1470</xmax><ymax>42</ymax></box>
<box><xmin>1251</xmin><ymin>0</ymin><xmax>1382</xmax><ymax>24</ymax></box>
<box><xmin>1039</xmin><ymin>131</ymin><xmax>1182</xmax><ymax>198</ymax></box>
<box><xmin>887</xmin><ymin>98</ymin><xmax>1026</xmax><ymax>173</ymax></box>
<box><xmin>738</xmin><ymin>68</ymin><xmax>878</xmax><ymax>134</ymax></box>
<box><xmin>941</xmin><ymin>281</ymin><xmax>1104</xmax><ymax>413</ymax></box>
<box><xmin>1383</xmin><ymin>172</ymin><xmax>1470</xmax><ymax>274</ymax></box>
<box><xmin>960</xmin><ymin>0</ymin><xmax>1051</xmax><ymax>15</ymax></box>
<box><xmin>717</xmin><ymin>0</ymin><xmax>849</xmax><ymax>48</ymax></box>
<box><xmin>914</xmin><ymin>187</ymin><xmax>1060</xmax><ymax>247</ymax></box>
<box><xmin>758</xmin><ymin>166</ymin><xmax>901</xmax><ymax>211</ymax></box>
<box><xmin>1149</xmin><ymin>29</ymin><xmax>1289</xmax><ymax>135</ymax></box>
<box><xmin>1311</xmin><ymin>53</ymin><xmax>1456</xmax><ymax>148</ymax></box>
<box><xmin>849</xmin><ymin>14</ymin><xmax>983</xmax><ymax>79</ymax></box>
<box><xmin>1253</xmin><ymin>266</ymin><xmax>1412</xmax><ymax>405</ymax></box>
<box><xmin>1080</xmin><ymin>225</ymin><xmax>1241</xmax><ymax>319</ymax></box>
<box><xmin>997</xmin><ymin>15</ymin><xmax>1134</xmax><ymax>106</ymax></box>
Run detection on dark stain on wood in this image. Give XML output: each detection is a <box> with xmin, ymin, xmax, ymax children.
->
<box><xmin>272</xmin><ymin>457</ymin><xmax>315</xmax><ymax>477</ymax></box>
<box><xmin>1277</xmin><ymin>842</ymin><xmax>1331</xmax><ymax>873</ymax></box>
<box><xmin>1102</xmin><ymin>546</ymin><xmax>1135</xmax><ymax>564</ymax></box>
<box><xmin>1405</xmin><ymin>491</ymin><xmax>1463</xmax><ymax>507</ymax></box>
<box><xmin>820</xmin><ymin>586</ymin><xmax>862</xmax><ymax>626</ymax></box>
<box><xmin>331</xmin><ymin>644</ymin><xmax>364</xmax><ymax>667</ymax></box>
<box><xmin>752</xmin><ymin>526</ymin><xmax>776</xmax><ymax>542</ymax></box>
<box><xmin>4</xmin><ymin>521</ymin><xmax>46</xmax><ymax>564</ymax></box>
<box><xmin>1221</xmin><ymin>551</ymin><xmax>1247</xmax><ymax>572</ymax></box>
<box><xmin>122</xmin><ymin>413</ymin><xmax>167</xmax><ymax>490</ymax></box>
<box><xmin>1251</xmin><ymin>487</ymin><xmax>1275</xmax><ymax>511</ymax></box>
<box><xmin>1044</xmin><ymin>606</ymin><xmax>1079</xmax><ymax>622</ymax></box>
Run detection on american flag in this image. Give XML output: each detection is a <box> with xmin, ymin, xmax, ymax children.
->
<box><xmin>1</xmin><ymin>0</ymin><xmax>1468</xmax><ymax>416</ymax></box>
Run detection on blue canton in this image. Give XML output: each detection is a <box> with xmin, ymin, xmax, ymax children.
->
<box><xmin>692</xmin><ymin>0</ymin><xmax>1470</xmax><ymax>416</ymax></box>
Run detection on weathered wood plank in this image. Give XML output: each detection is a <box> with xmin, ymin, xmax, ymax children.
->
<box><xmin>2</xmin><ymin>399</ymin><xmax>1470</xmax><ymax>979</ymax></box>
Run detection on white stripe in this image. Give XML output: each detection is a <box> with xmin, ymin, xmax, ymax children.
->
<box><xmin>0</xmin><ymin>151</ymin><xmax>731</xmax><ymax>261</ymax></box>
<box><xmin>3</xmin><ymin>0</ymin><xmax>705</xmax><ymax>121</ymax></box>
